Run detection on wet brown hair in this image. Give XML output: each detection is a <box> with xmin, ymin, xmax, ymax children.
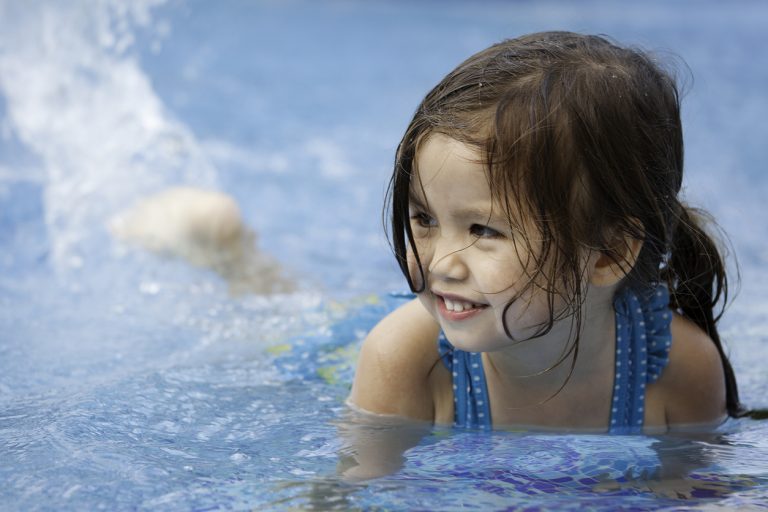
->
<box><xmin>386</xmin><ymin>31</ymin><xmax>743</xmax><ymax>417</ymax></box>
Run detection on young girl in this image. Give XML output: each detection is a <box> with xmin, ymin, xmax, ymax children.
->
<box><xmin>349</xmin><ymin>31</ymin><xmax>743</xmax><ymax>434</ymax></box>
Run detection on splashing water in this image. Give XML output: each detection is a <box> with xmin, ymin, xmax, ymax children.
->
<box><xmin>1</xmin><ymin>1</ymin><xmax>767</xmax><ymax>510</ymax></box>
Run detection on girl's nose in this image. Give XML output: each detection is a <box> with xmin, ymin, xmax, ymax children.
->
<box><xmin>428</xmin><ymin>236</ymin><xmax>469</xmax><ymax>282</ymax></box>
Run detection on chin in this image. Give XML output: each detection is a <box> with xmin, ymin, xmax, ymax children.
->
<box><xmin>441</xmin><ymin>328</ymin><xmax>509</xmax><ymax>353</ymax></box>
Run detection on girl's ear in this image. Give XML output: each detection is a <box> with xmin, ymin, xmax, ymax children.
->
<box><xmin>589</xmin><ymin>226</ymin><xmax>644</xmax><ymax>287</ymax></box>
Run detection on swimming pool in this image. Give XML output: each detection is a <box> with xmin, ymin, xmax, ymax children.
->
<box><xmin>1</xmin><ymin>0</ymin><xmax>767</xmax><ymax>509</ymax></box>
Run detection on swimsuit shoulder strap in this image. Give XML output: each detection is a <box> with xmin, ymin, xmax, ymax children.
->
<box><xmin>610</xmin><ymin>284</ymin><xmax>673</xmax><ymax>433</ymax></box>
<box><xmin>437</xmin><ymin>332</ymin><xmax>492</xmax><ymax>429</ymax></box>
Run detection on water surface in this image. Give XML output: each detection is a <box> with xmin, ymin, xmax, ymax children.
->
<box><xmin>1</xmin><ymin>1</ymin><xmax>767</xmax><ymax>510</ymax></box>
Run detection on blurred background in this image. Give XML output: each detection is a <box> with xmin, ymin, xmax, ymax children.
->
<box><xmin>1</xmin><ymin>1</ymin><xmax>766</xmax><ymax>509</ymax></box>
<box><xmin>2</xmin><ymin>0</ymin><xmax>767</xmax><ymax>297</ymax></box>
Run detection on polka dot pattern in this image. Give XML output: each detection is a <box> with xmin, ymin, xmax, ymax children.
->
<box><xmin>438</xmin><ymin>333</ymin><xmax>491</xmax><ymax>429</ymax></box>
<box><xmin>437</xmin><ymin>284</ymin><xmax>672</xmax><ymax>433</ymax></box>
<box><xmin>608</xmin><ymin>284</ymin><xmax>672</xmax><ymax>434</ymax></box>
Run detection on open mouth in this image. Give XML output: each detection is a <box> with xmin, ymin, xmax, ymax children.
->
<box><xmin>442</xmin><ymin>296</ymin><xmax>483</xmax><ymax>312</ymax></box>
<box><xmin>435</xmin><ymin>293</ymin><xmax>488</xmax><ymax>320</ymax></box>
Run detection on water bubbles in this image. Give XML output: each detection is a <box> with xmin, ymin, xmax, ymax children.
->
<box><xmin>139</xmin><ymin>281</ymin><xmax>160</xmax><ymax>295</ymax></box>
<box><xmin>67</xmin><ymin>255</ymin><xmax>84</xmax><ymax>269</ymax></box>
<box><xmin>61</xmin><ymin>484</ymin><xmax>82</xmax><ymax>499</ymax></box>
<box><xmin>229</xmin><ymin>452</ymin><xmax>249</xmax><ymax>462</ymax></box>
<box><xmin>289</xmin><ymin>468</ymin><xmax>315</xmax><ymax>476</ymax></box>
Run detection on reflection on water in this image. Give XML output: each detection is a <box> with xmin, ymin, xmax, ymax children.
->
<box><xmin>0</xmin><ymin>0</ymin><xmax>767</xmax><ymax>510</ymax></box>
<box><xmin>265</xmin><ymin>422</ymin><xmax>768</xmax><ymax>510</ymax></box>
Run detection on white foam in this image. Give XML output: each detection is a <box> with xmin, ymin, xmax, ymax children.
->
<box><xmin>0</xmin><ymin>0</ymin><xmax>219</xmax><ymax>272</ymax></box>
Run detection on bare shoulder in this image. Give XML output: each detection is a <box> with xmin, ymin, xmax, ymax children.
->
<box><xmin>654</xmin><ymin>313</ymin><xmax>727</xmax><ymax>428</ymax></box>
<box><xmin>348</xmin><ymin>298</ymin><xmax>442</xmax><ymax>421</ymax></box>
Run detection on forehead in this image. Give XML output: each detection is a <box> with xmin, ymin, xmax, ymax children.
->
<box><xmin>410</xmin><ymin>134</ymin><xmax>538</xmax><ymax>235</ymax></box>
<box><xmin>411</xmin><ymin>134</ymin><xmax>489</xmax><ymax>198</ymax></box>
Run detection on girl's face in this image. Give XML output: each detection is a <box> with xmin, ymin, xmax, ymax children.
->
<box><xmin>408</xmin><ymin>134</ymin><xmax>555</xmax><ymax>352</ymax></box>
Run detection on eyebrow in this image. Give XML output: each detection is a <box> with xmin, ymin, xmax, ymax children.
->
<box><xmin>408</xmin><ymin>192</ymin><xmax>428</xmax><ymax>210</ymax></box>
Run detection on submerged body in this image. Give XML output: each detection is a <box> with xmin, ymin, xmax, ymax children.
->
<box><xmin>350</xmin><ymin>135</ymin><xmax>726</xmax><ymax>433</ymax></box>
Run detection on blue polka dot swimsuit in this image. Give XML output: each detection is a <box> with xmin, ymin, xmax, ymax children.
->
<box><xmin>438</xmin><ymin>284</ymin><xmax>672</xmax><ymax>433</ymax></box>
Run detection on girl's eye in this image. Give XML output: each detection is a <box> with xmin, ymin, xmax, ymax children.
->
<box><xmin>410</xmin><ymin>212</ymin><xmax>437</xmax><ymax>229</ymax></box>
<box><xmin>470</xmin><ymin>224</ymin><xmax>502</xmax><ymax>239</ymax></box>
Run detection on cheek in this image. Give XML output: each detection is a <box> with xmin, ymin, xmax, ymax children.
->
<box><xmin>495</xmin><ymin>287</ymin><xmax>553</xmax><ymax>338</ymax></box>
<box><xmin>499</xmin><ymin>285</ymin><xmax>576</xmax><ymax>341</ymax></box>
<box><xmin>475</xmin><ymin>251</ymin><xmax>526</xmax><ymax>297</ymax></box>
<box><xmin>406</xmin><ymin>247</ymin><xmax>427</xmax><ymax>290</ymax></box>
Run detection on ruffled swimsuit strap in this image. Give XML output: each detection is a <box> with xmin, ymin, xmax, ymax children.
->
<box><xmin>609</xmin><ymin>284</ymin><xmax>673</xmax><ymax>434</ymax></box>
<box><xmin>388</xmin><ymin>292</ymin><xmax>492</xmax><ymax>427</ymax></box>
<box><xmin>438</xmin><ymin>333</ymin><xmax>492</xmax><ymax>428</ymax></box>
<box><xmin>436</xmin><ymin>284</ymin><xmax>671</xmax><ymax>432</ymax></box>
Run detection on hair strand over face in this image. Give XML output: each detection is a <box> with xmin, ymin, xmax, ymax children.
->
<box><xmin>385</xmin><ymin>31</ymin><xmax>743</xmax><ymax>417</ymax></box>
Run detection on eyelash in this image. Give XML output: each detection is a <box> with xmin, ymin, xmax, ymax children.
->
<box><xmin>470</xmin><ymin>224</ymin><xmax>503</xmax><ymax>239</ymax></box>
<box><xmin>410</xmin><ymin>212</ymin><xmax>436</xmax><ymax>228</ymax></box>
<box><xmin>410</xmin><ymin>212</ymin><xmax>503</xmax><ymax>239</ymax></box>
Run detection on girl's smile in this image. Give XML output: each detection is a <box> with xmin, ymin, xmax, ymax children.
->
<box><xmin>434</xmin><ymin>291</ymin><xmax>489</xmax><ymax>322</ymax></box>
<box><xmin>407</xmin><ymin>134</ymin><xmax>543</xmax><ymax>352</ymax></box>
<box><xmin>350</xmin><ymin>30</ymin><xmax>738</xmax><ymax>442</ymax></box>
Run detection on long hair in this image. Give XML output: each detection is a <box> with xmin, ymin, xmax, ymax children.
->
<box><xmin>386</xmin><ymin>31</ymin><xmax>743</xmax><ymax>417</ymax></box>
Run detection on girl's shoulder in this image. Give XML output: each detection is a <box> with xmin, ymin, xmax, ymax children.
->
<box><xmin>349</xmin><ymin>299</ymin><xmax>445</xmax><ymax>422</ymax></box>
<box><xmin>652</xmin><ymin>312</ymin><xmax>727</xmax><ymax>428</ymax></box>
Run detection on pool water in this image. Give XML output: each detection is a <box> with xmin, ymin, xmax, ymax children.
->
<box><xmin>1</xmin><ymin>0</ymin><xmax>767</xmax><ymax>510</ymax></box>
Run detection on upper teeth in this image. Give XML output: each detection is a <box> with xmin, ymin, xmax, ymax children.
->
<box><xmin>444</xmin><ymin>298</ymin><xmax>478</xmax><ymax>312</ymax></box>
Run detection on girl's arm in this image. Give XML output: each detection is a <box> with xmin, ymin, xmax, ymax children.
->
<box><xmin>348</xmin><ymin>298</ymin><xmax>442</xmax><ymax>421</ymax></box>
<box><xmin>340</xmin><ymin>299</ymin><xmax>444</xmax><ymax>480</ymax></box>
